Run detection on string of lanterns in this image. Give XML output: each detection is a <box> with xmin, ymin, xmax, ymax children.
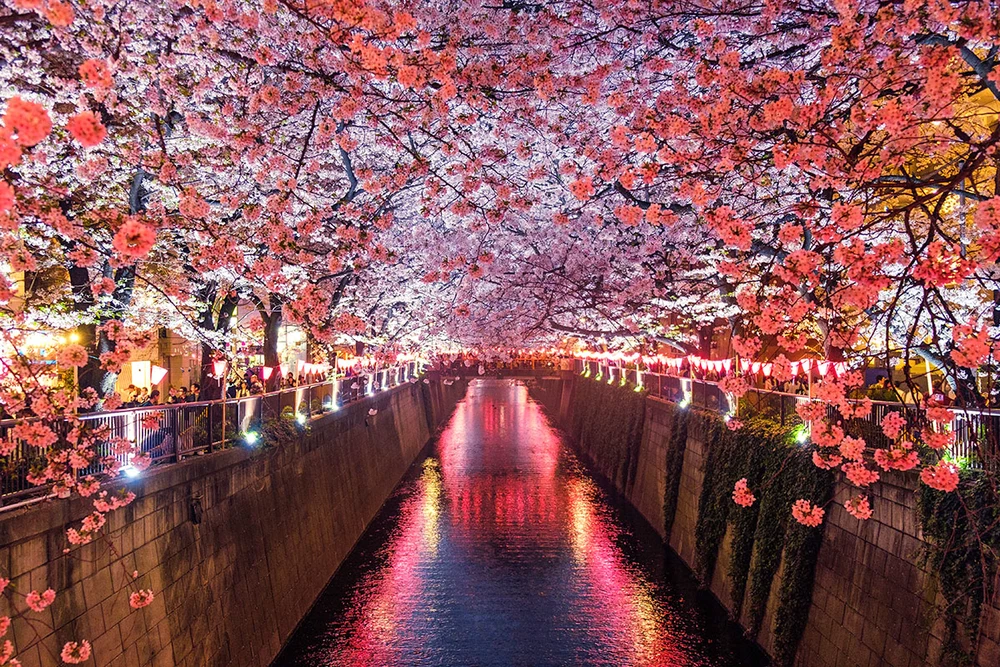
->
<box><xmin>577</xmin><ymin>352</ymin><xmax>848</xmax><ymax>378</ymax></box>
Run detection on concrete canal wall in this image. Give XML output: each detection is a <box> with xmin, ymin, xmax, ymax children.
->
<box><xmin>0</xmin><ymin>378</ymin><xmax>468</xmax><ymax>667</ymax></box>
<box><xmin>532</xmin><ymin>376</ymin><xmax>1000</xmax><ymax>667</ymax></box>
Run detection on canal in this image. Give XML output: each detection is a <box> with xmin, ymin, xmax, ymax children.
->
<box><xmin>275</xmin><ymin>379</ymin><xmax>768</xmax><ymax>666</ymax></box>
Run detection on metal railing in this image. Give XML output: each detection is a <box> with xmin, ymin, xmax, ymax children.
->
<box><xmin>0</xmin><ymin>362</ymin><xmax>420</xmax><ymax>505</ymax></box>
<box><xmin>575</xmin><ymin>359</ymin><xmax>997</xmax><ymax>470</ymax></box>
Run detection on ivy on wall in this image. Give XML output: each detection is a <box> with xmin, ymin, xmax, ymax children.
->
<box><xmin>261</xmin><ymin>415</ymin><xmax>302</xmax><ymax>450</ymax></box>
<box><xmin>693</xmin><ymin>411</ymin><xmax>741</xmax><ymax>583</ymax></box>
<box><xmin>918</xmin><ymin>472</ymin><xmax>1000</xmax><ymax>664</ymax></box>
<box><xmin>768</xmin><ymin>459</ymin><xmax>831</xmax><ymax>666</ymax></box>
<box><xmin>661</xmin><ymin>402</ymin><xmax>689</xmax><ymax>540</ymax></box>
<box><xmin>562</xmin><ymin>376</ymin><xmax>835</xmax><ymax>667</ymax></box>
<box><xmin>693</xmin><ymin>411</ymin><xmax>833</xmax><ymax>667</ymax></box>
<box><xmin>567</xmin><ymin>376</ymin><xmax>646</xmax><ymax>490</ymax></box>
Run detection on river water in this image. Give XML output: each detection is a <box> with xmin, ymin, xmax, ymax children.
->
<box><xmin>275</xmin><ymin>379</ymin><xmax>767</xmax><ymax>666</ymax></box>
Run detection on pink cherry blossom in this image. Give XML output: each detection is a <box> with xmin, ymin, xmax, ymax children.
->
<box><xmin>129</xmin><ymin>589</ymin><xmax>155</xmax><ymax>609</ymax></box>
<box><xmin>111</xmin><ymin>219</ymin><xmax>156</xmax><ymax>259</ymax></box>
<box><xmin>880</xmin><ymin>412</ymin><xmax>907</xmax><ymax>440</ymax></box>
<box><xmin>842</xmin><ymin>462</ymin><xmax>880</xmax><ymax>488</ymax></box>
<box><xmin>79</xmin><ymin>59</ymin><xmax>113</xmax><ymax>89</ymax></box>
<box><xmin>732</xmin><ymin>478</ymin><xmax>755</xmax><ymax>507</ymax></box>
<box><xmin>56</xmin><ymin>344</ymin><xmax>89</xmax><ymax>369</ymax></box>
<box><xmin>60</xmin><ymin>640</ymin><xmax>91</xmax><ymax>664</ymax></box>
<box><xmin>950</xmin><ymin>319</ymin><xmax>991</xmax><ymax>368</ymax></box>
<box><xmin>844</xmin><ymin>495</ymin><xmax>873</xmax><ymax>521</ymax></box>
<box><xmin>3</xmin><ymin>97</ymin><xmax>51</xmax><ymax>146</ymax></box>
<box><xmin>791</xmin><ymin>500</ymin><xmax>825</xmax><ymax>528</ymax></box>
<box><xmin>66</xmin><ymin>111</ymin><xmax>107</xmax><ymax>147</ymax></box>
<box><xmin>874</xmin><ymin>442</ymin><xmax>920</xmax><ymax>472</ymax></box>
<box><xmin>920</xmin><ymin>460</ymin><xmax>960</xmax><ymax>493</ymax></box>
<box><xmin>25</xmin><ymin>588</ymin><xmax>55</xmax><ymax>612</ymax></box>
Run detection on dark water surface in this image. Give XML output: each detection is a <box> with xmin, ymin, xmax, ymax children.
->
<box><xmin>275</xmin><ymin>379</ymin><xmax>768</xmax><ymax>666</ymax></box>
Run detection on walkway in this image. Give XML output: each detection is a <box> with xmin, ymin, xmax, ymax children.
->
<box><xmin>276</xmin><ymin>379</ymin><xmax>765</xmax><ymax>666</ymax></box>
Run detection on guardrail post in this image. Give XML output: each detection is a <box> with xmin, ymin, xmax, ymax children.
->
<box><xmin>207</xmin><ymin>404</ymin><xmax>214</xmax><ymax>454</ymax></box>
<box><xmin>171</xmin><ymin>408</ymin><xmax>179</xmax><ymax>462</ymax></box>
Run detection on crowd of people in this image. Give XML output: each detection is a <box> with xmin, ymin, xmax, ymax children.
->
<box><xmin>120</xmin><ymin>368</ymin><xmax>333</xmax><ymax>407</ymax></box>
<box><xmin>122</xmin><ymin>383</ymin><xmax>201</xmax><ymax>408</ymax></box>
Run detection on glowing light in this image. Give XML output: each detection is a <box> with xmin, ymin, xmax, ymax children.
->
<box><xmin>795</xmin><ymin>424</ymin><xmax>810</xmax><ymax>444</ymax></box>
<box><xmin>213</xmin><ymin>359</ymin><xmax>227</xmax><ymax>377</ymax></box>
<box><xmin>244</xmin><ymin>431</ymin><xmax>260</xmax><ymax>446</ymax></box>
<box><xmin>296</xmin><ymin>413</ymin><xmax>307</xmax><ymax>425</ymax></box>
<box><xmin>121</xmin><ymin>465</ymin><xmax>141</xmax><ymax>479</ymax></box>
<box><xmin>261</xmin><ymin>366</ymin><xmax>274</xmax><ymax>381</ymax></box>
<box><xmin>150</xmin><ymin>365</ymin><xmax>168</xmax><ymax>385</ymax></box>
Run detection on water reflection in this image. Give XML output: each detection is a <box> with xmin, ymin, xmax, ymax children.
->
<box><xmin>277</xmin><ymin>380</ymin><xmax>766</xmax><ymax>666</ymax></box>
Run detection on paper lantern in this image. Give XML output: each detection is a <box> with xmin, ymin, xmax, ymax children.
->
<box><xmin>800</xmin><ymin>359</ymin><xmax>813</xmax><ymax>372</ymax></box>
<box><xmin>740</xmin><ymin>358</ymin><xmax>751</xmax><ymax>373</ymax></box>
<box><xmin>834</xmin><ymin>362</ymin><xmax>847</xmax><ymax>376</ymax></box>
<box><xmin>722</xmin><ymin>359</ymin><xmax>732</xmax><ymax>373</ymax></box>
<box><xmin>212</xmin><ymin>359</ymin><xmax>227</xmax><ymax>377</ymax></box>
<box><xmin>751</xmin><ymin>361</ymin><xmax>761</xmax><ymax>374</ymax></box>
<box><xmin>789</xmin><ymin>361</ymin><xmax>800</xmax><ymax>376</ymax></box>
<box><xmin>261</xmin><ymin>366</ymin><xmax>274</xmax><ymax>380</ymax></box>
<box><xmin>297</xmin><ymin>360</ymin><xmax>306</xmax><ymax>375</ymax></box>
<box><xmin>762</xmin><ymin>363</ymin><xmax>773</xmax><ymax>377</ymax></box>
<box><xmin>150</xmin><ymin>365</ymin><xmax>168</xmax><ymax>385</ymax></box>
<box><xmin>818</xmin><ymin>361</ymin><xmax>832</xmax><ymax>376</ymax></box>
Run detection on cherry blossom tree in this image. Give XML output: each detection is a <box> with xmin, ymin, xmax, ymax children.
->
<box><xmin>4</xmin><ymin>0</ymin><xmax>1000</xmax><ymax>661</ymax></box>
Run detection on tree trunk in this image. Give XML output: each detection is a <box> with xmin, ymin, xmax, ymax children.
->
<box><xmin>66</xmin><ymin>259</ymin><xmax>134</xmax><ymax>398</ymax></box>
<box><xmin>261</xmin><ymin>300</ymin><xmax>283</xmax><ymax>391</ymax></box>
<box><xmin>197</xmin><ymin>288</ymin><xmax>239</xmax><ymax>399</ymax></box>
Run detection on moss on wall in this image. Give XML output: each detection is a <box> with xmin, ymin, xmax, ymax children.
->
<box><xmin>567</xmin><ymin>376</ymin><xmax>646</xmax><ymax>490</ymax></box>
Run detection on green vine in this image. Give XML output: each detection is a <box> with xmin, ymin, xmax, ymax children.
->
<box><xmin>769</xmin><ymin>456</ymin><xmax>832</xmax><ymax>666</ymax></box>
<box><xmin>693</xmin><ymin>411</ymin><xmax>832</xmax><ymax>666</ymax></box>
<box><xmin>566</xmin><ymin>377</ymin><xmax>836</xmax><ymax>667</ymax></box>
<box><xmin>260</xmin><ymin>415</ymin><xmax>302</xmax><ymax>450</ymax></box>
<box><xmin>661</xmin><ymin>402</ymin><xmax>689</xmax><ymax>539</ymax></box>
<box><xmin>693</xmin><ymin>410</ymin><xmax>740</xmax><ymax>583</ymax></box>
<box><xmin>918</xmin><ymin>472</ymin><xmax>1000</xmax><ymax>665</ymax></box>
<box><xmin>567</xmin><ymin>376</ymin><xmax>646</xmax><ymax>490</ymax></box>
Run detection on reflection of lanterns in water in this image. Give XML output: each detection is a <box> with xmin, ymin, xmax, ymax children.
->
<box><xmin>421</xmin><ymin>458</ymin><xmax>442</xmax><ymax>554</ymax></box>
<box><xmin>565</xmin><ymin>476</ymin><xmax>663</xmax><ymax>662</ymax></box>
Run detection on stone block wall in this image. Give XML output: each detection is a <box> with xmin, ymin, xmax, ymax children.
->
<box><xmin>667</xmin><ymin>409</ymin><xmax>709</xmax><ymax>567</ymax></box>
<box><xmin>544</xmin><ymin>376</ymin><xmax>1000</xmax><ymax>667</ymax></box>
<box><xmin>0</xmin><ymin>378</ymin><xmax>468</xmax><ymax>667</ymax></box>
<box><xmin>800</xmin><ymin>472</ymin><xmax>1000</xmax><ymax>667</ymax></box>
